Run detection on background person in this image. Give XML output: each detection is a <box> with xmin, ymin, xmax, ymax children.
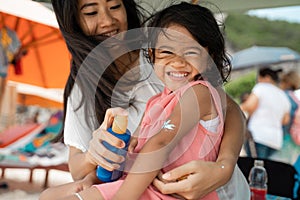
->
<box><xmin>241</xmin><ymin>67</ymin><xmax>291</xmax><ymax>159</ymax></box>
<box><xmin>270</xmin><ymin>70</ymin><xmax>300</xmax><ymax>164</ymax></box>
<box><xmin>0</xmin><ymin>26</ymin><xmax>21</xmax><ymax>116</ymax></box>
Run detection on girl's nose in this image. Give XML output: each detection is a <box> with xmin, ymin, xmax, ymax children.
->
<box><xmin>171</xmin><ymin>55</ymin><xmax>186</xmax><ymax>68</ymax></box>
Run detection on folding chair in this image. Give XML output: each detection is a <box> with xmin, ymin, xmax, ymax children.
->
<box><xmin>0</xmin><ymin>111</ymin><xmax>69</xmax><ymax>188</ymax></box>
<box><xmin>237</xmin><ymin>156</ymin><xmax>300</xmax><ymax>200</ymax></box>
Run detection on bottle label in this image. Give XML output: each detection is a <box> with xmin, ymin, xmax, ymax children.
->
<box><xmin>250</xmin><ymin>187</ymin><xmax>267</xmax><ymax>200</ymax></box>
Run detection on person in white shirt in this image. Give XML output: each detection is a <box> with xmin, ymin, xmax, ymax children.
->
<box><xmin>241</xmin><ymin>67</ymin><xmax>291</xmax><ymax>159</ymax></box>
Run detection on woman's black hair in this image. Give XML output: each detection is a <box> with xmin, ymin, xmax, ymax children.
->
<box><xmin>145</xmin><ymin>2</ymin><xmax>231</xmax><ymax>87</ymax></box>
<box><xmin>51</xmin><ymin>0</ymin><xmax>146</xmax><ymax>142</ymax></box>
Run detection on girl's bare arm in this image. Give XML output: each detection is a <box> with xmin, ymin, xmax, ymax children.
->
<box><xmin>113</xmin><ymin>84</ymin><xmax>213</xmax><ymax>200</ymax></box>
<box><xmin>153</xmin><ymin>94</ymin><xmax>245</xmax><ymax>199</ymax></box>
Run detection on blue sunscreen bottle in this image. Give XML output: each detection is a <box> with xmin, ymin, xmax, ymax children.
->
<box><xmin>96</xmin><ymin>115</ymin><xmax>131</xmax><ymax>182</ymax></box>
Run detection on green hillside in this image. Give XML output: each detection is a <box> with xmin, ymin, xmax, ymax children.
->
<box><xmin>225</xmin><ymin>13</ymin><xmax>300</xmax><ymax>53</ymax></box>
<box><xmin>224</xmin><ymin>13</ymin><xmax>300</xmax><ymax>102</ymax></box>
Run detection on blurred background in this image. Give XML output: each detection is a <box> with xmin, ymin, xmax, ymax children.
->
<box><xmin>0</xmin><ymin>0</ymin><xmax>299</xmax><ymax>199</ymax></box>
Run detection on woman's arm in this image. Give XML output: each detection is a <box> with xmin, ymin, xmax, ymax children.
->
<box><xmin>39</xmin><ymin>170</ymin><xmax>101</xmax><ymax>200</ymax></box>
<box><xmin>63</xmin><ymin>84</ymin><xmax>101</xmax><ymax>180</ymax></box>
<box><xmin>66</xmin><ymin>75</ymin><xmax>159</xmax><ymax>180</ymax></box>
<box><xmin>68</xmin><ymin>137</ymin><xmax>125</xmax><ymax>181</ymax></box>
<box><xmin>68</xmin><ymin>147</ymin><xmax>97</xmax><ymax>180</ymax></box>
<box><xmin>153</xmin><ymin>94</ymin><xmax>246</xmax><ymax>199</ymax></box>
<box><xmin>65</xmin><ymin>99</ymin><xmax>129</xmax><ymax>180</ymax></box>
<box><xmin>215</xmin><ymin>94</ymin><xmax>245</xmax><ymax>183</ymax></box>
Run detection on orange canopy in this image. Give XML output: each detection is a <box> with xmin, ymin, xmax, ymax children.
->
<box><xmin>0</xmin><ymin>0</ymin><xmax>70</xmax><ymax>89</ymax></box>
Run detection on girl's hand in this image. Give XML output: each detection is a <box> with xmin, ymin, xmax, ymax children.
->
<box><xmin>86</xmin><ymin>107</ymin><xmax>129</xmax><ymax>171</ymax></box>
<box><xmin>153</xmin><ymin>160</ymin><xmax>232</xmax><ymax>199</ymax></box>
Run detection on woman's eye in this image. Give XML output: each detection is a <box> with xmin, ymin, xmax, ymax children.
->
<box><xmin>110</xmin><ymin>4</ymin><xmax>121</xmax><ymax>10</ymax></box>
<box><xmin>84</xmin><ymin>11</ymin><xmax>97</xmax><ymax>16</ymax></box>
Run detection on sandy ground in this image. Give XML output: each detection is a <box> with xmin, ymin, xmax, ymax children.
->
<box><xmin>0</xmin><ymin>168</ymin><xmax>73</xmax><ymax>200</ymax></box>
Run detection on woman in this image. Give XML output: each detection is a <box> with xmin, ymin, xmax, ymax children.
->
<box><xmin>271</xmin><ymin>70</ymin><xmax>300</xmax><ymax>164</ymax></box>
<box><xmin>49</xmin><ymin>0</ymin><xmax>246</xmax><ymax>199</ymax></box>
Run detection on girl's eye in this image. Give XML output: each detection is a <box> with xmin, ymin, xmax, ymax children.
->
<box><xmin>110</xmin><ymin>4</ymin><xmax>121</xmax><ymax>10</ymax></box>
<box><xmin>184</xmin><ymin>51</ymin><xmax>199</xmax><ymax>56</ymax></box>
<box><xmin>155</xmin><ymin>49</ymin><xmax>174</xmax><ymax>59</ymax></box>
<box><xmin>160</xmin><ymin>50</ymin><xmax>173</xmax><ymax>55</ymax></box>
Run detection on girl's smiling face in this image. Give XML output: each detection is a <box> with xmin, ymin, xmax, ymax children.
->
<box><xmin>153</xmin><ymin>24</ymin><xmax>209</xmax><ymax>91</ymax></box>
<box><xmin>78</xmin><ymin>0</ymin><xmax>128</xmax><ymax>37</ymax></box>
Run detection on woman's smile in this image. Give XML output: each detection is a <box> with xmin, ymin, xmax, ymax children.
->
<box><xmin>100</xmin><ymin>29</ymin><xmax>118</xmax><ymax>37</ymax></box>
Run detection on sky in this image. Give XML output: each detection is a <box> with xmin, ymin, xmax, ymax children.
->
<box><xmin>247</xmin><ymin>5</ymin><xmax>300</xmax><ymax>24</ymax></box>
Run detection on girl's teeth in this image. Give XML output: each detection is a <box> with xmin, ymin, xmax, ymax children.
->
<box><xmin>169</xmin><ymin>72</ymin><xmax>188</xmax><ymax>78</ymax></box>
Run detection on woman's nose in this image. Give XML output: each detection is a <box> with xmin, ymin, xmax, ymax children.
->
<box><xmin>99</xmin><ymin>10</ymin><xmax>114</xmax><ymax>27</ymax></box>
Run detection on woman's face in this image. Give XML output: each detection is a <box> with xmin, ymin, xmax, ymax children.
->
<box><xmin>153</xmin><ymin>24</ymin><xmax>209</xmax><ymax>91</ymax></box>
<box><xmin>78</xmin><ymin>0</ymin><xmax>128</xmax><ymax>37</ymax></box>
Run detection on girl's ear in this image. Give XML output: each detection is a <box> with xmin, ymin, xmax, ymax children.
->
<box><xmin>148</xmin><ymin>48</ymin><xmax>153</xmax><ymax>57</ymax></box>
<box><xmin>148</xmin><ymin>48</ymin><xmax>154</xmax><ymax>64</ymax></box>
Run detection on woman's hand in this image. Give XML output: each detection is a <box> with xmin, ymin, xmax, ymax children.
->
<box><xmin>74</xmin><ymin>171</ymin><xmax>102</xmax><ymax>192</ymax></box>
<box><xmin>153</xmin><ymin>160</ymin><xmax>233</xmax><ymax>199</ymax></box>
<box><xmin>128</xmin><ymin>136</ymin><xmax>138</xmax><ymax>153</ymax></box>
<box><xmin>86</xmin><ymin>107</ymin><xmax>129</xmax><ymax>171</ymax></box>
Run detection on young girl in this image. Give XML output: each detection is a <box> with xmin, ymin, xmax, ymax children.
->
<box><xmin>41</xmin><ymin>2</ymin><xmax>249</xmax><ymax>200</ymax></box>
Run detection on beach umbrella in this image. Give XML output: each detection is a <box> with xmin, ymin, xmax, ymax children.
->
<box><xmin>0</xmin><ymin>0</ymin><xmax>70</xmax><ymax>89</ymax></box>
<box><xmin>15</xmin><ymin>83</ymin><xmax>63</xmax><ymax>109</ymax></box>
<box><xmin>231</xmin><ymin>46</ymin><xmax>300</xmax><ymax>71</ymax></box>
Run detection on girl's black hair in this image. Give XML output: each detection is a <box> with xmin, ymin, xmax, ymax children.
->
<box><xmin>51</xmin><ymin>0</ymin><xmax>146</xmax><ymax>142</ymax></box>
<box><xmin>145</xmin><ymin>2</ymin><xmax>231</xmax><ymax>87</ymax></box>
